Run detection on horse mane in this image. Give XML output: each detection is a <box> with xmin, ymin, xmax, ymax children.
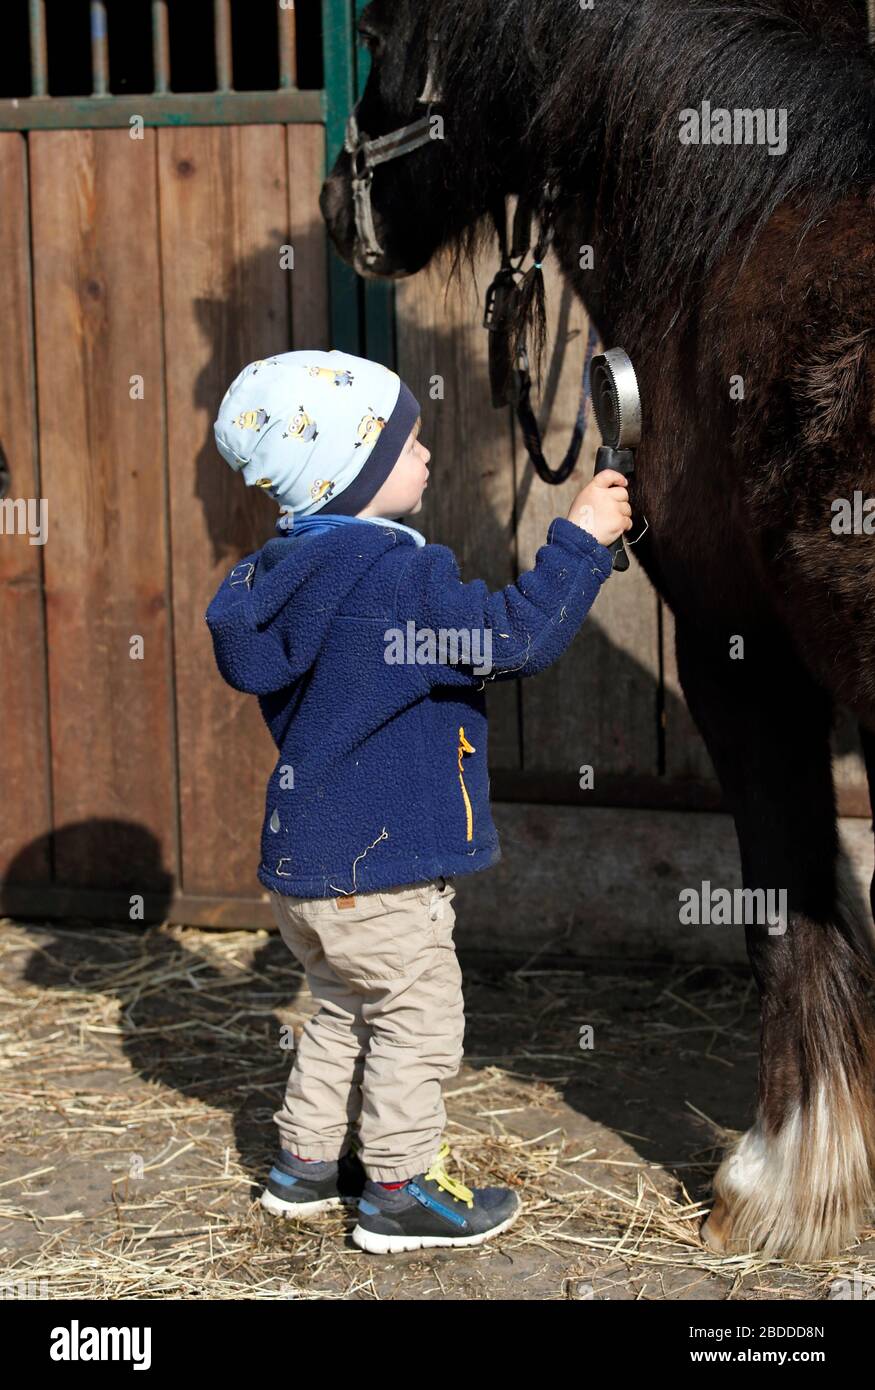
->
<box><xmin>424</xmin><ymin>0</ymin><xmax>875</xmax><ymax>344</ymax></box>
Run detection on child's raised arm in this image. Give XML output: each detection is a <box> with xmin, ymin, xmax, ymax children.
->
<box><xmin>392</xmin><ymin>471</ymin><xmax>631</xmax><ymax>687</ymax></box>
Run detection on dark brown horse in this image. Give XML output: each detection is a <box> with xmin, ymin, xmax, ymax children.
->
<box><xmin>320</xmin><ymin>0</ymin><xmax>875</xmax><ymax>1260</ymax></box>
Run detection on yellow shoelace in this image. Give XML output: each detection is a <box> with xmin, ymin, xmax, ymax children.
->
<box><xmin>424</xmin><ymin>1141</ymin><xmax>474</xmax><ymax>1207</ymax></box>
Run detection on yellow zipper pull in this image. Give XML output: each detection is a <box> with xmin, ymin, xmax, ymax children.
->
<box><xmin>457</xmin><ymin>726</ymin><xmax>475</xmax><ymax>842</ymax></box>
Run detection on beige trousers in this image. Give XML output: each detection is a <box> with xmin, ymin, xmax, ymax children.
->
<box><xmin>269</xmin><ymin>878</ymin><xmax>464</xmax><ymax>1181</ymax></box>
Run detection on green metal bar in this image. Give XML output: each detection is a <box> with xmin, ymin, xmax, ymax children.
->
<box><xmin>322</xmin><ymin>0</ymin><xmax>362</xmax><ymax>355</ymax></box>
<box><xmin>214</xmin><ymin>0</ymin><xmax>233</xmax><ymax>91</ymax></box>
<box><xmin>278</xmin><ymin>0</ymin><xmax>297</xmax><ymax>90</ymax></box>
<box><xmin>91</xmin><ymin>1</ymin><xmax>109</xmax><ymax>97</ymax></box>
<box><xmin>29</xmin><ymin>0</ymin><xmax>48</xmax><ymax>98</ymax></box>
<box><xmin>0</xmin><ymin>89</ymin><xmax>324</xmax><ymax>130</ymax></box>
<box><xmin>152</xmin><ymin>0</ymin><xmax>170</xmax><ymax>95</ymax></box>
<box><xmin>355</xmin><ymin>0</ymin><xmax>396</xmax><ymax>369</ymax></box>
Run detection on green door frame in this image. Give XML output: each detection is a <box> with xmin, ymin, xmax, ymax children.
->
<box><xmin>321</xmin><ymin>0</ymin><xmax>396</xmax><ymax>368</ymax></box>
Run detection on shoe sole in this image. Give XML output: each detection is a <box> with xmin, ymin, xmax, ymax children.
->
<box><xmin>260</xmin><ymin>1188</ymin><xmax>357</xmax><ymax>1219</ymax></box>
<box><xmin>351</xmin><ymin>1199</ymin><xmax>522</xmax><ymax>1254</ymax></box>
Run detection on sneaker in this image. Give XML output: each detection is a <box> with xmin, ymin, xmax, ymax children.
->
<box><xmin>352</xmin><ymin>1142</ymin><xmax>521</xmax><ymax>1253</ymax></box>
<box><xmin>260</xmin><ymin>1147</ymin><xmax>366</xmax><ymax>1218</ymax></box>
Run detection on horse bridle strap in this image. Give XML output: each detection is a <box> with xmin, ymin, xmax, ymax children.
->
<box><xmin>345</xmin><ymin>107</ymin><xmax>435</xmax><ymax>173</ymax></box>
<box><xmin>484</xmin><ymin>195</ymin><xmax>597</xmax><ymax>486</ymax></box>
<box><xmin>516</xmin><ymin>323</ymin><xmax>599</xmax><ymax>487</ymax></box>
<box><xmin>344</xmin><ymin>103</ymin><xmax>437</xmax><ymax>264</ymax></box>
<box><xmin>342</xmin><ymin>82</ymin><xmax>594</xmax><ymax>483</ymax></box>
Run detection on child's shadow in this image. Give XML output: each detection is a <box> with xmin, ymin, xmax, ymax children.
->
<box><xmin>9</xmin><ymin>821</ymin><xmax>300</xmax><ymax>1195</ymax></box>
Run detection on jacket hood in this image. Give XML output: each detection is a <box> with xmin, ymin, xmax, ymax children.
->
<box><xmin>205</xmin><ymin>524</ymin><xmax>409</xmax><ymax>694</ymax></box>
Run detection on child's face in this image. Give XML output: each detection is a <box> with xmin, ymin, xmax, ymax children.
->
<box><xmin>357</xmin><ymin>418</ymin><xmax>431</xmax><ymax>519</ymax></box>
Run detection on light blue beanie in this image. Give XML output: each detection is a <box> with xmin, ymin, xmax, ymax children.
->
<box><xmin>213</xmin><ymin>349</ymin><xmax>421</xmax><ymax>520</ymax></box>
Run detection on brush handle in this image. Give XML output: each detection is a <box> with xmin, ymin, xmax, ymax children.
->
<box><xmin>593</xmin><ymin>446</ymin><xmax>635</xmax><ymax>572</ymax></box>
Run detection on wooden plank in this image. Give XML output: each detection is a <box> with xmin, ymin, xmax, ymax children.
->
<box><xmin>464</xmin><ymin>804</ymin><xmax>873</xmax><ymax>964</ymax></box>
<box><xmin>0</xmin><ymin>91</ymin><xmax>324</xmax><ymax>131</ymax></box>
<box><xmin>396</xmin><ymin>248</ymin><xmax>519</xmax><ymax>766</ymax></box>
<box><xmin>518</xmin><ymin>248</ymin><xmax>661</xmax><ymax>786</ymax></box>
<box><xmin>490</xmin><ymin>768</ymin><xmax>723</xmax><ymax>813</ymax></box>
<box><xmin>6</xmin><ymin>808</ymin><xmax>871</xmax><ymax>959</ymax></box>
<box><xmin>0</xmin><ymin>132</ymin><xmax>52</xmax><ymax>885</ymax></box>
<box><xmin>158</xmin><ymin>125</ymin><xmax>293</xmax><ymax>899</ymax></box>
<box><xmin>0</xmin><ymin>884</ymin><xmax>277</xmax><ymax>930</ymax></box>
<box><xmin>287</xmin><ymin>123</ymin><xmax>330</xmax><ymax>350</ymax></box>
<box><xmin>29</xmin><ymin>129</ymin><xmax>175</xmax><ymax>891</ymax></box>
<box><xmin>491</xmin><ymin>766</ymin><xmax>870</xmax><ymax>817</ymax></box>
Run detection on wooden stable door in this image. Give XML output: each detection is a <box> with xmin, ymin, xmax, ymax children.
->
<box><xmin>0</xmin><ymin>123</ymin><xmax>328</xmax><ymax>926</ymax></box>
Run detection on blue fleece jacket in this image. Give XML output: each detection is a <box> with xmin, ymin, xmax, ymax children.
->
<box><xmin>205</xmin><ymin>516</ymin><xmax>614</xmax><ymax>897</ymax></box>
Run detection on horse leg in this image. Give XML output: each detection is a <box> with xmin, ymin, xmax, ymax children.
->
<box><xmin>673</xmin><ymin>621</ymin><xmax>875</xmax><ymax>1261</ymax></box>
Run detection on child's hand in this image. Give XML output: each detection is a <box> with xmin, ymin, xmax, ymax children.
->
<box><xmin>566</xmin><ymin>471</ymin><xmax>632</xmax><ymax>547</ymax></box>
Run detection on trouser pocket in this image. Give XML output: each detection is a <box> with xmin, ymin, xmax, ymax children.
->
<box><xmin>318</xmin><ymin>887</ymin><xmax>438</xmax><ymax>987</ymax></box>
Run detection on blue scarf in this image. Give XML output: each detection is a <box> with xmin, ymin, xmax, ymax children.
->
<box><xmin>276</xmin><ymin>512</ymin><xmax>426</xmax><ymax>548</ymax></box>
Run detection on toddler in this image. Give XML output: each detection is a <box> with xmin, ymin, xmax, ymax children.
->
<box><xmin>205</xmin><ymin>349</ymin><xmax>630</xmax><ymax>1253</ymax></box>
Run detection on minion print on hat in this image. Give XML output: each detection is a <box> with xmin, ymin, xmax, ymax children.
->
<box><xmin>233</xmin><ymin>407</ymin><xmax>270</xmax><ymax>432</ymax></box>
<box><xmin>282</xmin><ymin>406</ymin><xmax>319</xmax><ymax>443</ymax></box>
<box><xmin>213</xmin><ymin>348</ymin><xmax>421</xmax><ymax>518</ymax></box>
<box><xmin>304</xmin><ymin>365</ymin><xmax>355</xmax><ymax>387</ymax></box>
<box><xmin>355</xmin><ymin>410</ymin><xmax>387</xmax><ymax>449</ymax></box>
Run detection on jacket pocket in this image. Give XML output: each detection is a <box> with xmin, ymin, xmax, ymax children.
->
<box><xmin>457</xmin><ymin>726</ymin><xmax>475</xmax><ymax>842</ymax></box>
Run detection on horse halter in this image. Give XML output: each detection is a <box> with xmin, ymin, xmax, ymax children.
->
<box><xmin>341</xmin><ymin>51</ymin><xmax>605</xmax><ymax>496</ymax></box>
<box><xmin>483</xmin><ymin>190</ymin><xmax>601</xmax><ymax>486</ymax></box>
<box><xmin>343</xmin><ymin>48</ymin><xmax>442</xmax><ymax>265</ymax></box>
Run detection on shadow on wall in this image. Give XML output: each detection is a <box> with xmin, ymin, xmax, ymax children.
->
<box><xmin>190</xmin><ymin>236</ymin><xmax>295</xmax><ymax>569</ymax></box>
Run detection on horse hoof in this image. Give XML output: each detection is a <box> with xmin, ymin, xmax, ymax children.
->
<box><xmin>700</xmin><ymin>1197</ymin><xmax>730</xmax><ymax>1251</ymax></box>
